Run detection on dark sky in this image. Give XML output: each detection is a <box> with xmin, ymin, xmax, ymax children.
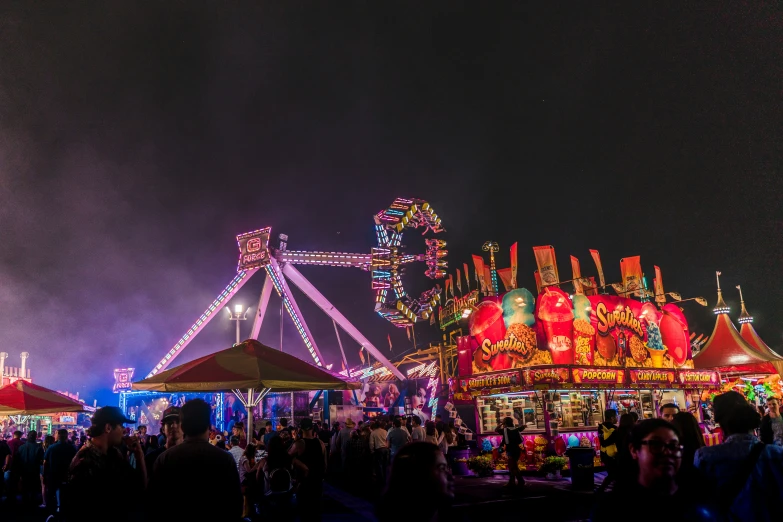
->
<box><xmin>1</xmin><ymin>2</ymin><xmax>781</xmax><ymax>407</ymax></box>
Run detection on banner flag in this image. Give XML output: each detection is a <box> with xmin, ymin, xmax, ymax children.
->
<box><xmin>533</xmin><ymin>245</ymin><xmax>560</xmax><ymax>287</ymax></box>
<box><xmin>497</xmin><ymin>268</ymin><xmax>513</xmax><ymax>292</ymax></box>
<box><xmin>571</xmin><ymin>255</ymin><xmax>583</xmax><ymax>295</ymax></box>
<box><xmin>510</xmin><ymin>242</ymin><xmax>518</xmax><ymax>289</ymax></box>
<box><xmin>590</xmin><ymin>249</ymin><xmax>605</xmax><ymax>288</ymax></box>
<box><xmin>620</xmin><ymin>256</ymin><xmax>643</xmax><ymax>297</ymax></box>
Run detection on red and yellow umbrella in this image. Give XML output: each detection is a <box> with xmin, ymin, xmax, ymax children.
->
<box><xmin>133</xmin><ymin>339</ymin><xmax>361</xmax><ymax>393</ymax></box>
<box><xmin>0</xmin><ymin>380</ymin><xmax>86</xmax><ymax>415</ymax></box>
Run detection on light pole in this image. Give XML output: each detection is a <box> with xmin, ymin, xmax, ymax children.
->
<box><xmin>227</xmin><ymin>304</ymin><xmax>250</xmax><ymax>345</ymax></box>
<box><xmin>482</xmin><ymin>241</ymin><xmax>499</xmax><ymax>296</ymax></box>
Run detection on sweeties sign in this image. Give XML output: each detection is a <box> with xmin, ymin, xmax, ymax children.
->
<box><xmin>463</xmin><ymin>286</ymin><xmax>692</xmax><ymax>375</ymax></box>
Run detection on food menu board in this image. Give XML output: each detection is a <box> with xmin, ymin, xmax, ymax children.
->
<box><xmin>462</xmin><ymin>286</ymin><xmax>693</xmax><ymax>375</ymax></box>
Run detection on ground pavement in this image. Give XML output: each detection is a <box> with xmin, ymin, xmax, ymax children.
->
<box><xmin>322</xmin><ymin>472</ymin><xmax>607</xmax><ymax>522</ymax></box>
<box><xmin>2</xmin><ymin>473</ymin><xmax>605</xmax><ymax>522</ymax></box>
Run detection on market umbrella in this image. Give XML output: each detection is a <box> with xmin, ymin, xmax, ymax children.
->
<box><xmin>133</xmin><ymin>339</ymin><xmax>361</xmax><ymax>436</ymax></box>
<box><xmin>0</xmin><ymin>380</ymin><xmax>86</xmax><ymax>416</ymax></box>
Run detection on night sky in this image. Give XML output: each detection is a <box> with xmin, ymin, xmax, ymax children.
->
<box><xmin>1</xmin><ymin>2</ymin><xmax>781</xmax><ymax>407</ymax></box>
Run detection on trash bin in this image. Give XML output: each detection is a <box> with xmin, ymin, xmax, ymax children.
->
<box><xmin>566</xmin><ymin>447</ymin><xmax>595</xmax><ymax>491</ymax></box>
<box><xmin>450</xmin><ymin>449</ymin><xmax>471</xmax><ymax>476</ymax></box>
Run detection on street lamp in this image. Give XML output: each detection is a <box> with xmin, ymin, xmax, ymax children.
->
<box><xmin>227</xmin><ymin>304</ymin><xmax>251</xmax><ymax>345</ymax></box>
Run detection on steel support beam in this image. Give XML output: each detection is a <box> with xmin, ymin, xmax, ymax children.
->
<box><xmin>281</xmin><ymin>263</ymin><xmax>404</xmax><ymax>380</ymax></box>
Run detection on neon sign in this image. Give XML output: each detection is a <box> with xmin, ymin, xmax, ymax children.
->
<box><xmin>236</xmin><ymin>227</ymin><xmax>271</xmax><ymax>271</ymax></box>
<box><xmin>113</xmin><ymin>368</ymin><xmax>134</xmax><ymax>393</ymax></box>
<box><xmin>406</xmin><ymin>361</ymin><xmax>439</xmax><ymax>379</ymax></box>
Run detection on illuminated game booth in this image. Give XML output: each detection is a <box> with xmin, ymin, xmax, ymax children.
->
<box><xmin>446</xmin><ymin>245</ymin><xmax>719</xmax><ymax>471</ymax></box>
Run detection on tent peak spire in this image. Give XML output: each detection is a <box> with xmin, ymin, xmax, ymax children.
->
<box><xmin>714</xmin><ymin>271</ymin><xmax>729</xmax><ymax>315</ymax></box>
<box><xmin>736</xmin><ymin>285</ymin><xmax>753</xmax><ymax>324</ymax></box>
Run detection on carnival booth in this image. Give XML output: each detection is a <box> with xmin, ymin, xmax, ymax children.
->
<box><xmin>445</xmin><ymin>246</ymin><xmax>720</xmax><ymax>472</ymax></box>
<box><xmin>693</xmin><ymin>278</ymin><xmax>783</xmax><ymax>445</ymax></box>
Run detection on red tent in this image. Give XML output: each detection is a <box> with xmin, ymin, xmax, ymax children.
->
<box><xmin>0</xmin><ymin>380</ymin><xmax>86</xmax><ymax>415</ymax></box>
<box><xmin>737</xmin><ymin>293</ymin><xmax>783</xmax><ymax>376</ymax></box>
<box><xmin>694</xmin><ymin>284</ymin><xmax>779</xmax><ymax>376</ymax></box>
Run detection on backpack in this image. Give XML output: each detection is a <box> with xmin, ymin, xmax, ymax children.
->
<box><xmin>503</xmin><ymin>427</ymin><xmax>522</xmax><ymax>454</ymax></box>
<box><xmin>600</xmin><ymin>424</ymin><xmax>617</xmax><ymax>458</ymax></box>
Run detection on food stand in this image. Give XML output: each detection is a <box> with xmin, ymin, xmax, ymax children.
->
<box><xmin>448</xmin><ymin>275</ymin><xmax>719</xmax><ymax>471</ymax></box>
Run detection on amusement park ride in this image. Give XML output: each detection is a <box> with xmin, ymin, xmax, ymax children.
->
<box><xmin>144</xmin><ymin>198</ymin><xmax>448</xmax><ymax>384</ymax></box>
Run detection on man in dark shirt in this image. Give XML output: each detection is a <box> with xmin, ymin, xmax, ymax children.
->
<box><xmin>0</xmin><ymin>436</ymin><xmax>11</xmax><ymax>498</ymax></box>
<box><xmin>291</xmin><ymin>418</ymin><xmax>327</xmax><ymax>521</ymax></box>
<box><xmin>16</xmin><ymin>430</ymin><xmax>44</xmax><ymax>505</ymax></box>
<box><xmin>144</xmin><ymin>406</ymin><xmax>182</xmax><ymax>472</ymax></box>
<box><xmin>150</xmin><ymin>399</ymin><xmax>242</xmax><ymax>520</ymax></box>
<box><xmin>43</xmin><ymin>428</ymin><xmax>77</xmax><ymax>513</ymax></box>
<box><xmin>67</xmin><ymin>406</ymin><xmax>146</xmax><ymax>521</ymax></box>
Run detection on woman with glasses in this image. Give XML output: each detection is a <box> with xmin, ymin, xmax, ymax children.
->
<box><xmin>591</xmin><ymin>419</ymin><xmax>720</xmax><ymax>522</ymax></box>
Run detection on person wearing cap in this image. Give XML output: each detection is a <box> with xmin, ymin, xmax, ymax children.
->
<box><xmin>695</xmin><ymin>391</ymin><xmax>783</xmax><ymax>522</ymax></box>
<box><xmin>150</xmin><ymin>399</ymin><xmax>242</xmax><ymax>520</ymax></box>
<box><xmin>144</xmin><ymin>406</ymin><xmax>182</xmax><ymax>474</ymax></box>
<box><xmin>67</xmin><ymin>406</ymin><xmax>146</xmax><ymax>521</ymax></box>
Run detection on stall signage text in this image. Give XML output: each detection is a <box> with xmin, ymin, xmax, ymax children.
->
<box><xmin>629</xmin><ymin>369</ymin><xmax>676</xmax><ymax>384</ymax></box>
<box><xmin>460</xmin><ymin>370</ymin><xmax>520</xmax><ymax>392</ymax></box>
<box><xmin>595</xmin><ymin>302</ymin><xmax>645</xmax><ymax>338</ymax></box>
<box><xmin>525</xmin><ymin>367</ymin><xmax>570</xmax><ymax>385</ymax></box>
<box><xmin>573</xmin><ymin>368</ymin><xmax>624</xmax><ymax>384</ymax></box>
<box><xmin>480</xmin><ymin>335</ymin><xmax>527</xmax><ymax>363</ymax></box>
<box><xmin>678</xmin><ymin>371</ymin><xmax>719</xmax><ymax>386</ymax></box>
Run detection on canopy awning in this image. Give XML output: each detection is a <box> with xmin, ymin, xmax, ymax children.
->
<box><xmin>133</xmin><ymin>338</ymin><xmax>362</xmax><ymax>392</ymax></box>
<box><xmin>0</xmin><ymin>380</ymin><xmax>86</xmax><ymax>416</ymax></box>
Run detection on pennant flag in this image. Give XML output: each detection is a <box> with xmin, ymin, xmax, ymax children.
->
<box><xmin>449</xmin><ymin>274</ymin><xmax>455</xmax><ymax>298</ymax></box>
<box><xmin>484</xmin><ymin>267</ymin><xmax>492</xmax><ymax>294</ymax></box>
<box><xmin>620</xmin><ymin>256</ymin><xmax>643</xmax><ymax>297</ymax></box>
<box><xmin>497</xmin><ymin>268</ymin><xmax>513</xmax><ymax>292</ymax></box>
<box><xmin>463</xmin><ymin>263</ymin><xmax>470</xmax><ymax>291</ymax></box>
<box><xmin>533</xmin><ymin>245</ymin><xmax>559</xmax><ymax>287</ymax></box>
<box><xmin>580</xmin><ymin>277</ymin><xmax>597</xmax><ymax>296</ymax></box>
<box><xmin>456</xmin><ymin>269</ymin><xmax>462</xmax><ymax>295</ymax></box>
<box><xmin>571</xmin><ymin>255</ymin><xmax>583</xmax><ymax>295</ymax></box>
<box><xmin>387</xmin><ymin>334</ymin><xmax>392</xmax><ymax>351</ymax></box>
<box><xmin>654</xmin><ymin>266</ymin><xmax>666</xmax><ymax>305</ymax></box>
<box><xmin>472</xmin><ymin>255</ymin><xmax>486</xmax><ymax>294</ymax></box>
<box><xmin>430</xmin><ymin>312</ymin><xmax>435</xmax><ymax>325</ymax></box>
<box><xmin>510</xmin><ymin>242</ymin><xmax>518</xmax><ymax>289</ymax></box>
<box><xmin>358</xmin><ymin>347</ymin><xmax>365</xmax><ymax>364</ymax></box>
<box><xmin>445</xmin><ymin>278</ymin><xmax>451</xmax><ymax>299</ymax></box>
<box><xmin>534</xmin><ymin>271</ymin><xmax>542</xmax><ymax>294</ymax></box>
<box><xmin>590</xmin><ymin>250</ymin><xmax>606</xmax><ymax>288</ymax></box>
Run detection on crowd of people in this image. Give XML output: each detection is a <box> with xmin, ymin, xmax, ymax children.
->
<box><xmin>0</xmin><ymin>403</ymin><xmax>458</xmax><ymax>522</ymax></box>
<box><xmin>592</xmin><ymin>392</ymin><xmax>783</xmax><ymax>522</ymax></box>
<box><xmin>2</xmin><ymin>391</ymin><xmax>781</xmax><ymax>522</ymax></box>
